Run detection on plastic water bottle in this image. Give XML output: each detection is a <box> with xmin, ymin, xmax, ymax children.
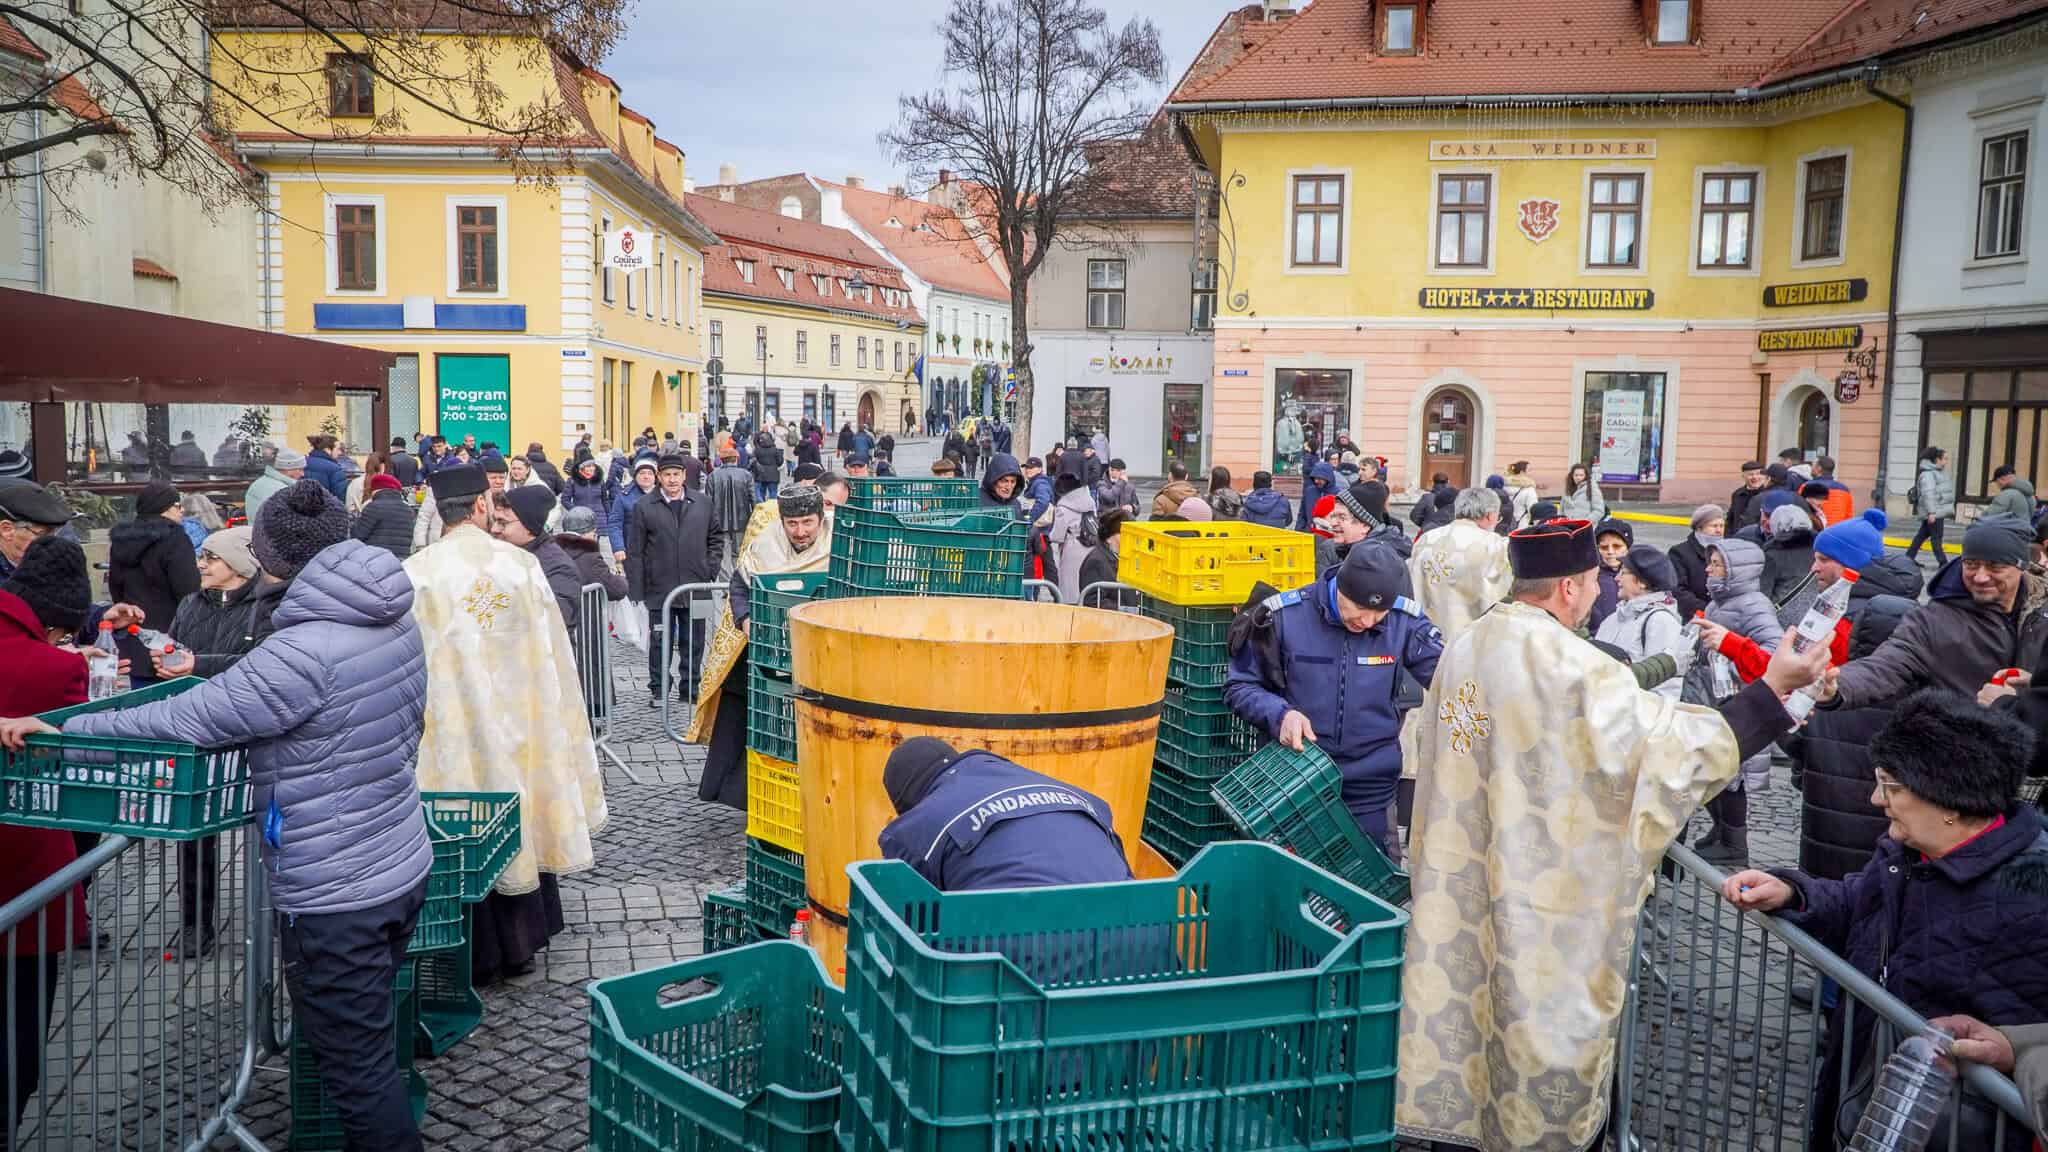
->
<box><xmin>1844</xmin><ymin>1030</ymin><xmax>1954</xmax><ymax>1152</ymax></box>
<box><xmin>1793</xmin><ymin>570</ymin><xmax>1858</xmax><ymax>653</ymax></box>
<box><xmin>136</xmin><ymin>628</ymin><xmax>192</xmax><ymax>672</ymax></box>
<box><xmin>789</xmin><ymin>907</ymin><xmax>811</xmax><ymax>945</ymax></box>
<box><xmin>87</xmin><ymin>621</ymin><xmax>119</xmax><ymax>700</ymax></box>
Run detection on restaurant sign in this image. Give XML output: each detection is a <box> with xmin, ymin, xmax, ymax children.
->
<box><xmin>1762</xmin><ymin>278</ymin><xmax>1868</xmax><ymax>308</ymax></box>
<box><xmin>1758</xmin><ymin>325</ymin><xmax>1863</xmax><ymax>353</ymax></box>
<box><xmin>1419</xmin><ymin>286</ymin><xmax>1654</xmax><ymax>311</ymax></box>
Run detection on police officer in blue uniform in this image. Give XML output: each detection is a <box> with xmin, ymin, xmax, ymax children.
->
<box><xmin>1226</xmin><ymin>541</ymin><xmax>1443</xmax><ymax>857</ymax></box>
<box><xmin>878</xmin><ymin>737</ymin><xmax>1132</xmax><ymax>892</ymax></box>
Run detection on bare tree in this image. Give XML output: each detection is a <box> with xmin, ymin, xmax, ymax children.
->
<box><xmin>0</xmin><ymin>0</ymin><xmax>628</xmax><ymax>214</ymax></box>
<box><xmin>884</xmin><ymin>0</ymin><xmax>1163</xmax><ymax>453</ymax></box>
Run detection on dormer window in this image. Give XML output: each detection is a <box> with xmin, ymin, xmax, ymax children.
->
<box><xmin>735</xmin><ymin>259</ymin><xmax>755</xmax><ymax>284</ymax></box>
<box><xmin>1652</xmin><ymin>0</ymin><xmax>1695</xmax><ymax>44</ymax></box>
<box><xmin>1382</xmin><ymin>4</ymin><xmax>1418</xmax><ymax>55</ymax></box>
<box><xmin>777</xmin><ymin>267</ymin><xmax>794</xmax><ymax>290</ymax></box>
<box><xmin>811</xmin><ymin>274</ymin><xmax>828</xmax><ymax>294</ymax></box>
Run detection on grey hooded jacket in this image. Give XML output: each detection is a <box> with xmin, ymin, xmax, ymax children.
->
<box><xmin>1682</xmin><ymin>537</ymin><xmax>1785</xmax><ymax>707</ymax></box>
<box><xmin>67</xmin><ymin>540</ymin><xmax>431</xmax><ymax>916</ymax></box>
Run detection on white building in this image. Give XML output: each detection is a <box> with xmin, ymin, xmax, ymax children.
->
<box><xmin>1887</xmin><ymin>26</ymin><xmax>2048</xmax><ymax>515</ymax></box>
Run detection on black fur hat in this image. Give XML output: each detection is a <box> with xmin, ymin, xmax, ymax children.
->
<box><xmin>1869</xmin><ymin>690</ymin><xmax>2034</xmax><ymax>819</ymax></box>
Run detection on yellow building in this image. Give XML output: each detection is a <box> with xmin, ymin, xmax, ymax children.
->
<box><xmin>687</xmin><ymin>193</ymin><xmax>926</xmax><ymax>438</ymax></box>
<box><xmin>211</xmin><ymin>23</ymin><xmax>716</xmax><ymax>455</ymax></box>
<box><xmin>1168</xmin><ymin>0</ymin><xmax>1930</xmax><ymax>505</ymax></box>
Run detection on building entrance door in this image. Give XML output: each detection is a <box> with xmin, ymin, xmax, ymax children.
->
<box><xmin>857</xmin><ymin>391</ymin><xmax>876</xmax><ymax>430</ymax></box>
<box><xmin>1421</xmin><ymin>388</ymin><xmax>1474</xmax><ymax>489</ymax></box>
<box><xmin>1163</xmin><ymin>383</ymin><xmax>1203</xmax><ymax>475</ymax></box>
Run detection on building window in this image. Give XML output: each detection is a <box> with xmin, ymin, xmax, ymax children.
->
<box><xmin>811</xmin><ymin>274</ymin><xmax>828</xmax><ymax>295</ymax></box>
<box><xmin>1587</xmin><ymin>174</ymin><xmax>1642</xmax><ymax>269</ymax></box>
<box><xmin>670</xmin><ymin>258</ymin><xmax>679</xmax><ymax>324</ymax></box>
<box><xmin>894</xmin><ymin>341</ymin><xmax>903</xmax><ymax>373</ymax></box>
<box><xmin>795</xmin><ymin>330</ymin><xmax>808</xmax><ymax>363</ymax></box>
<box><xmin>1087</xmin><ymin>259</ymin><xmax>1125</xmax><ymax>329</ymax></box>
<box><xmin>709</xmin><ymin>320</ymin><xmax>722</xmax><ymax>358</ymax></box>
<box><xmin>625</xmin><ymin>256</ymin><xmax>637</xmax><ymax>311</ymax></box>
<box><xmin>755</xmin><ymin>325</ymin><xmax>768</xmax><ymax>361</ymax></box>
<box><xmin>599</xmin><ymin>215</ymin><xmax>614</xmax><ymax>303</ymax></box>
<box><xmin>1582</xmin><ymin>372</ymin><xmax>1668</xmax><ymax>485</ymax></box>
<box><xmin>1697</xmin><ymin>172</ymin><xmax>1757</xmax><ymax>269</ymax></box>
<box><xmin>1065</xmin><ymin>387</ymin><xmax>1110</xmax><ymax>447</ymax></box>
<box><xmin>335</xmin><ymin>204</ymin><xmax>378</xmax><ymax>291</ymax></box>
<box><xmin>764</xmin><ymin>389</ymin><xmax>781</xmax><ymax>422</ymax></box>
<box><xmin>1192</xmin><ymin>258</ymin><xmax>1217</xmax><ymax>330</ymax></box>
<box><xmin>1919</xmin><ymin>364</ymin><xmax>2048</xmax><ymax>504</ymax></box>
<box><xmin>326</xmin><ymin>54</ymin><xmax>373</xmax><ymax>117</ymax></box>
<box><xmin>654</xmin><ymin>250</ymin><xmax>666</xmax><ymax>319</ymax></box>
<box><xmin>1382</xmin><ymin>4</ymin><xmax>1417</xmax><ymax>54</ymax></box>
<box><xmin>451</xmin><ymin>204</ymin><xmax>497</xmax><ymax>293</ymax></box>
<box><xmin>1290</xmin><ymin>175</ymin><xmax>1345</xmax><ymax>267</ymax></box>
<box><xmin>1979</xmin><ymin>131</ymin><xmax>2029</xmax><ymax>260</ymax></box>
<box><xmin>736</xmin><ymin>259</ymin><xmax>755</xmax><ymax>284</ymax></box>
<box><xmin>830</xmin><ymin>334</ymin><xmax>841</xmax><ymax>366</ymax></box>
<box><xmin>1272</xmin><ymin>369</ymin><xmax>1351</xmax><ymax>473</ymax></box>
<box><xmin>1654</xmin><ymin>0</ymin><xmax>1693</xmax><ymax>44</ymax></box>
<box><xmin>1802</xmin><ymin>156</ymin><xmax>1847</xmax><ymax>261</ymax></box>
<box><xmin>1435</xmin><ymin>174</ymin><xmax>1491</xmax><ymax>269</ymax></box>
<box><xmin>857</xmin><ymin>337</ymin><xmax>868</xmax><ymax>368</ymax></box>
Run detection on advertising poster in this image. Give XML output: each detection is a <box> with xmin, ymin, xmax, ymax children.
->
<box><xmin>436</xmin><ymin>354</ymin><xmax>513</xmax><ymax>450</ymax></box>
<box><xmin>1598</xmin><ymin>390</ymin><xmax>1644</xmax><ymax>484</ymax></box>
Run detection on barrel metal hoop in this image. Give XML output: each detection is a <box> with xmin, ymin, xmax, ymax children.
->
<box><xmin>793</xmin><ymin>688</ymin><xmax>1163</xmax><ymax>730</ymax></box>
<box><xmin>808</xmin><ymin>898</ymin><xmax>849</xmax><ymax>927</ymax></box>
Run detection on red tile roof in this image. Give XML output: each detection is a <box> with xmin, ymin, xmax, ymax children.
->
<box><xmin>814</xmin><ymin>179</ymin><xmax>1010</xmax><ymax>303</ymax></box>
<box><xmin>687</xmin><ymin>193</ymin><xmax>922</xmax><ymax>325</ymax></box>
<box><xmin>1167</xmin><ymin>0</ymin><xmax>2037</xmax><ymax>104</ymax></box>
<box><xmin>0</xmin><ymin>15</ymin><xmax>46</xmax><ymax>60</ymax></box>
<box><xmin>51</xmin><ymin>74</ymin><xmax>112</xmax><ymax>123</ymax></box>
<box><xmin>1072</xmin><ymin>116</ymin><xmax>1198</xmax><ymax>219</ymax></box>
<box><xmin>132</xmin><ymin>257</ymin><xmax>177</xmax><ymax>281</ymax></box>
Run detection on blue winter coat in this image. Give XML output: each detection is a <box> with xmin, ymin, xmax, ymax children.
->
<box><xmin>877</xmin><ymin>752</ymin><xmax>1130</xmax><ymax>893</ymax></box>
<box><xmin>181</xmin><ymin>518</ymin><xmax>208</xmax><ymax>554</ymax></box>
<box><xmin>1226</xmin><ymin>572</ymin><xmax>1443</xmax><ymax>823</ymax></box>
<box><xmin>1242</xmin><ymin>488</ymin><xmax>1292</xmax><ymax>529</ymax></box>
<box><xmin>560</xmin><ymin>471</ymin><xmax>609</xmax><ymax>520</ymax></box>
<box><xmin>303</xmin><ymin>449</ymin><xmax>349</xmax><ymax>502</ymax></box>
<box><xmin>1295</xmin><ymin>464</ymin><xmax>1338</xmax><ymax>532</ymax></box>
<box><xmin>1021</xmin><ymin>473</ymin><xmax>1054</xmax><ymax>525</ymax></box>
<box><xmin>67</xmin><ymin>540</ymin><xmax>430</xmax><ymax>917</ymax></box>
<box><xmin>1775</xmin><ymin>804</ymin><xmax>2048</xmax><ymax>1151</ymax></box>
<box><xmin>609</xmin><ymin>483</ymin><xmax>649</xmax><ymax>556</ymax></box>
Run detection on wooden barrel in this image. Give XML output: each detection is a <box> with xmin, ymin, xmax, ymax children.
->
<box><xmin>789</xmin><ymin>596</ymin><xmax>1174</xmax><ymax>977</ymax></box>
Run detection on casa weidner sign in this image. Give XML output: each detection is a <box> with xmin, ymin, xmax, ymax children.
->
<box><xmin>1419</xmin><ymin>287</ymin><xmax>1654</xmax><ymax>311</ymax></box>
<box><xmin>1430</xmin><ymin>139</ymin><xmax>1657</xmax><ymax>161</ymax></box>
<box><xmin>1762</xmin><ymin>278</ymin><xmax>1868</xmax><ymax>308</ymax></box>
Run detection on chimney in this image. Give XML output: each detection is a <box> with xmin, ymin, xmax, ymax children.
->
<box><xmin>818</xmin><ymin>186</ymin><xmax>848</xmax><ymax>230</ymax></box>
<box><xmin>719</xmin><ymin>187</ymin><xmax>736</xmax><ymax>203</ymax></box>
<box><xmin>718</xmin><ymin>162</ymin><xmax>738</xmax><ymax>186</ymax></box>
<box><xmin>937</xmin><ymin>168</ymin><xmax>954</xmax><ymax>186</ymax></box>
<box><xmin>845</xmin><ymin>174</ymin><xmax>865</xmax><ymax>189</ymax></box>
<box><xmin>889</xmin><ymin>184</ymin><xmax>907</xmax><ymax>197</ymax></box>
<box><xmin>1261</xmin><ymin>0</ymin><xmax>1296</xmax><ymax>19</ymax></box>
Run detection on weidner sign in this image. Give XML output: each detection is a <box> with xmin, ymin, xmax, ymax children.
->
<box><xmin>1430</xmin><ymin>139</ymin><xmax>1657</xmax><ymax>161</ymax></box>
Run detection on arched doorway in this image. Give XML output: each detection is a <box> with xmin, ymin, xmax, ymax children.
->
<box><xmin>1798</xmin><ymin>391</ymin><xmax>1831</xmax><ymax>457</ymax></box>
<box><xmin>857</xmin><ymin>390</ymin><xmax>876</xmax><ymax>431</ymax></box>
<box><xmin>1420</xmin><ymin>387</ymin><xmax>1476</xmax><ymax>489</ymax></box>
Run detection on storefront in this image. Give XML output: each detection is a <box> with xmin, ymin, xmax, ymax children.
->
<box><xmin>1025</xmin><ymin>333</ymin><xmax>1215</xmax><ymax>475</ymax></box>
<box><xmin>1915</xmin><ymin>324</ymin><xmax>2048</xmax><ymax>506</ymax></box>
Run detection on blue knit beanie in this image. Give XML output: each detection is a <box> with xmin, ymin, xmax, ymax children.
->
<box><xmin>1813</xmin><ymin>509</ymin><xmax>1887</xmax><ymax>571</ymax></box>
<box><xmin>1757</xmin><ymin>489</ymin><xmax>1798</xmax><ymax>520</ymax></box>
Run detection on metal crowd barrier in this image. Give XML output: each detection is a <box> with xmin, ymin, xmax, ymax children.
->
<box><xmin>3</xmin><ymin>820</ymin><xmax>278</xmax><ymax>1151</ymax></box>
<box><xmin>657</xmin><ymin>582</ymin><xmax>729</xmax><ymax>756</ymax></box>
<box><xmin>1077</xmin><ymin>580</ymin><xmax>1142</xmax><ymax>612</ymax></box>
<box><xmin>1616</xmin><ymin>840</ymin><xmax>2032</xmax><ymax>1150</ymax></box>
<box><xmin>574</xmin><ymin>581</ymin><xmax>637</xmax><ymax>784</ymax></box>
<box><xmin>1021</xmin><ymin>578</ymin><xmax>1060</xmax><ymax>604</ymax></box>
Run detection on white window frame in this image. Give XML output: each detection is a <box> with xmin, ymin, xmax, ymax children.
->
<box><xmin>1652</xmin><ymin>0</ymin><xmax>1693</xmax><ymax>45</ymax></box>
<box><xmin>1283</xmin><ymin>167</ymin><xmax>1352</xmax><ymax>275</ymax></box>
<box><xmin>1791</xmin><ymin>148</ymin><xmax>1851</xmax><ymax>270</ymax></box>
<box><xmin>324</xmin><ymin>192</ymin><xmax>386</xmax><ymax>296</ymax></box>
<box><xmin>1688</xmin><ymin>165</ymin><xmax>1765</xmax><ymax>279</ymax></box>
<box><xmin>709</xmin><ymin>319</ymin><xmax>722</xmax><ymax>358</ymax></box>
<box><xmin>443</xmin><ymin>195</ymin><xmax>507</xmax><ymax>298</ymax></box>
<box><xmin>599</xmin><ymin>214</ymin><xmax>614</xmax><ymax>305</ymax></box>
<box><xmin>1579</xmin><ymin>168</ymin><xmax>1652</xmax><ymax>276</ymax></box>
<box><xmin>1086</xmin><ymin>259</ymin><xmax>1126</xmax><ymax>330</ymax></box>
<box><xmin>777</xmin><ymin>267</ymin><xmax>795</xmax><ymax>291</ymax></box>
<box><xmin>1966</xmin><ymin>109</ymin><xmax>2036</xmax><ymax>270</ymax></box>
<box><xmin>1428</xmin><ymin>167</ymin><xmax>1497</xmax><ymax>276</ymax></box>
<box><xmin>796</xmin><ymin>329</ymin><xmax>808</xmax><ymax>363</ymax></box>
<box><xmin>830</xmin><ymin>333</ymin><xmax>841</xmax><ymax>366</ymax></box>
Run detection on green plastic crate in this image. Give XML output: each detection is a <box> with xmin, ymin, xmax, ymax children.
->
<box><xmin>841</xmin><ymin>477</ymin><xmax>982</xmax><ymax>517</ymax></box>
<box><xmin>588</xmin><ymin>941</ymin><xmax>846</xmax><ymax>1152</ymax></box>
<box><xmin>1141</xmin><ymin>770</ymin><xmax>1241</xmax><ymax>867</ymax></box>
<box><xmin>421</xmin><ymin>792</ymin><xmax>520</xmax><ymax>902</ymax></box>
<box><xmin>405</xmin><ymin>846</ymin><xmax>465</xmax><ymax>955</ymax></box>
<box><xmin>750</xmin><ymin>572</ymin><xmax>831</xmax><ymax>679</ymax></box>
<box><xmin>1138</xmin><ymin>598</ymin><xmax>1237</xmax><ymax>688</ymax></box>
<box><xmin>827</xmin><ymin>509</ymin><xmax>1028</xmax><ymax>600</ymax></box>
<box><xmin>703</xmin><ymin>884</ymin><xmax>754</xmax><ymax>955</ymax></box>
<box><xmin>1154</xmin><ymin>713</ymin><xmax>1262</xmax><ymax>782</ymax></box>
<box><xmin>745</xmin><ymin>838</ymin><xmax>807</xmax><ymax>940</ymax></box>
<box><xmin>1160</xmin><ymin>683</ymin><xmax>1238</xmax><ymax>737</ymax></box>
<box><xmin>837</xmin><ymin>842</ymin><xmax>1405</xmax><ymax>1152</ymax></box>
<box><xmin>414</xmin><ymin>914</ymin><xmax>484</xmax><ymax>1057</ymax></box>
<box><xmin>748</xmin><ymin>670</ymin><xmax>798</xmax><ymax>763</ymax></box>
<box><xmin>1211</xmin><ymin>743</ymin><xmax>1411</xmax><ymax>908</ymax></box>
<box><xmin>0</xmin><ymin>678</ymin><xmax>252</xmax><ymax>840</ymax></box>
<box><xmin>290</xmin><ymin>961</ymin><xmax>426</xmax><ymax>1150</ymax></box>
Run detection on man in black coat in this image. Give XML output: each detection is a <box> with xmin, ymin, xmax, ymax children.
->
<box><xmin>628</xmin><ymin>453</ymin><xmax>724</xmax><ymax>700</ymax></box>
<box><xmin>1727</xmin><ymin>461</ymin><xmax>1771</xmax><ymax>534</ymax></box>
<box><xmin>493</xmin><ymin>485</ymin><xmax>584</xmax><ymax>636</ymax></box>
<box><xmin>349</xmin><ymin>474</ymin><xmax>417</xmax><ymax>560</ymax></box>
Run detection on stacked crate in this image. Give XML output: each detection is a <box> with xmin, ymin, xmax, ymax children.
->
<box><xmin>741</xmin><ymin>570</ymin><xmax>828</xmax><ymax>946</ymax></box>
<box><xmin>1116</xmin><ymin>520</ymin><xmax>1315</xmax><ymax>866</ymax></box>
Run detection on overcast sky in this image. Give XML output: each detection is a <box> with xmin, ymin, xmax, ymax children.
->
<box><xmin>603</xmin><ymin>1</ymin><xmax>1227</xmax><ymax>193</ymax></box>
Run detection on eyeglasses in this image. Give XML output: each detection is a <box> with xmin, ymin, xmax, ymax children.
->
<box><xmin>1873</xmin><ymin>773</ymin><xmax>1906</xmax><ymax>799</ymax></box>
<box><xmin>198</xmin><ymin>550</ymin><xmax>221</xmax><ymax>564</ymax></box>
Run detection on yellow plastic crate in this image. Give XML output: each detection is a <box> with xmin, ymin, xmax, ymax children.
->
<box><xmin>744</xmin><ymin>749</ymin><xmax>803</xmax><ymax>853</ymax></box>
<box><xmin>1117</xmin><ymin>520</ymin><xmax>1316</xmax><ymax>606</ymax></box>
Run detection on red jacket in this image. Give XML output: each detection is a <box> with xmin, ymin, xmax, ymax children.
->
<box><xmin>0</xmin><ymin>589</ymin><xmax>90</xmax><ymax>954</ymax></box>
<box><xmin>1717</xmin><ymin>614</ymin><xmax>1850</xmax><ymax>683</ymax></box>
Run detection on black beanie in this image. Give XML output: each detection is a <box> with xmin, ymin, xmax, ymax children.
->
<box><xmin>504</xmin><ymin>485</ymin><xmax>555</xmax><ymax>537</ymax></box>
<box><xmin>1622</xmin><ymin>544</ymin><xmax>1677</xmax><ymax>593</ymax></box>
<box><xmin>1870</xmin><ymin>690</ymin><xmax>2032</xmax><ymax>819</ymax></box>
<box><xmin>1335</xmin><ymin>540</ymin><xmax>1407</xmax><ymax>610</ymax></box>
<box><xmin>1359</xmin><ymin>480</ymin><xmax>1391</xmax><ymax>522</ymax></box>
<box><xmin>1252</xmin><ymin>471</ymin><xmax>1274</xmax><ymax>490</ymax></box>
<box><xmin>1963</xmin><ymin>514</ymin><xmax>2032</xmax><ymax>568</ymax></box>
<box><xmin>253</xmin><ymin>479</ymin><xmax>347</xmax><ymax>579</ymax></box>
<box><xmin>135</xmin><ymin>481</ymin><xmax>179</xmax><ymax>517</ymax></box>
<box><xmin>1</xmin><ymin>535</ymin><xmax>90</xmax><ymax>635</ymax></box>
<box><xmin>884</xmin><ymin>736</ymin><xmax>959</xmax><ymax>813</ymax></box>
